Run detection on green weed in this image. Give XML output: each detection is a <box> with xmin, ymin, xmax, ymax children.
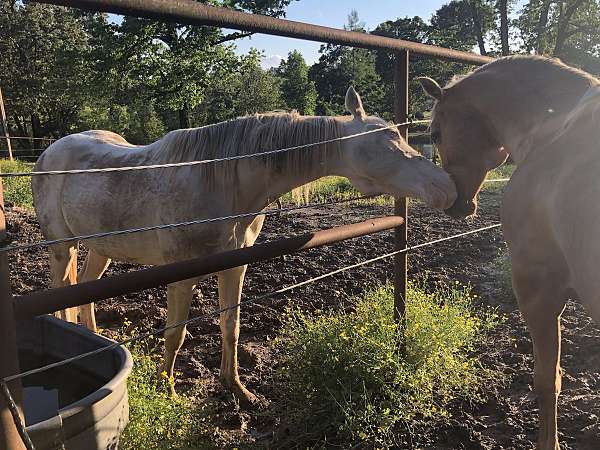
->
<box><xmin>0</xmin><ymin>159</ymin><xmax>33</xmax><ymax>208</ymax></box>
<box><xmin>270</xmin><ymin>281</ymin><xmax>501</xmax><ymax>448</ymax></box>
<box><xmin>115</xmin><ymin>322</ymin><xmax>214</xmax><ymax>450</ymax></box>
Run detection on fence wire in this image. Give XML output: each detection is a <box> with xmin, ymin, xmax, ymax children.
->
<box><xmin>0</xmin><ymin>120</ymin><xmax>430</xmax><ymax>178</ymax></box>
<box><xmin>3</xmin><ymin>221</ymin><xmax>501</xmax><ymax>384</ymax></box>
<box><xmin>0</xmin><ymin>195</ymin><xmax>376</xmax><ymax>253</ymax></box>
<box><xmin>2</xmin><ymin>176</ymin><xmax>509</xmax><ymax>254</ymax></box>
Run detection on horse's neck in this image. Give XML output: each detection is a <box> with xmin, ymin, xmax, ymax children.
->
<box><xmin>479</xmin><ymin>70</ymin><xmax>594</xmax><ymax>164</ymax></box>
<box><xmin>258</xmin><ymin>146</ymin><xmax>338</xmax><ymax>206</ymax></box>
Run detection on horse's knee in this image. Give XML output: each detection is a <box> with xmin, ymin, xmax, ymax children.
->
<box><xmin>164</xmin><ymin>326</ymin><xmax>186</xmax><ymax>354</ymax></box>
<box><xmin>219</xmin><ymin>311</ymin><xmax>239</xmax><ymax>341</ymax></box>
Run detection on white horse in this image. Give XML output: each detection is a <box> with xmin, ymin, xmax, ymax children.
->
<box><xmin>32</xmin><ymin>87</ymin><xmax>456</xmax><ymax>405</ymax></box>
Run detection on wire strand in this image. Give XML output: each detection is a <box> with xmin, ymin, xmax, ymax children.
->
<box><xmin>3</xmin><ymin>221</ymin><xmax>500</xmax><ymax>383</ymax></box>
<box><xmin>0</xmin><ymin>120</ymin><xmax>430</xmax><ymax>178</ymax></box>
<box><xmin>1</xmin><ymin>195</ymin><xmax>376</xmax><ymax>253</ymax></box>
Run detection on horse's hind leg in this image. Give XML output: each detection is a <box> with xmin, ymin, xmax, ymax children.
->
<box><xmin>217</xmin><ymin>215</ymin><xmax>266</xmax><ymax>406</ymax></box>
<box><xmin>512</xmin><ymin>258</ymin><xmax>567</xmax><ymax>450</ymax></box>
<box><xmin>49</xmin><ymin>243</ymin><xmax>78</xmax><ymax>323</ymax></box>
<box><xmin>77</xmin><ymin>250</ymin><xmax>111</xmax><ymax>332</ymax></box>
<box><xmin>217</xmin><ymin>265</ymin><xmax>255</xmax><ymax>405</ymax></box>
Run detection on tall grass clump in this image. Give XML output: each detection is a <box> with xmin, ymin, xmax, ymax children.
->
<box><xmin>117</xmin><ymin>322</ymin><xmax>213</xmax><ymax>450</ymax></box>
<box><xmin>0</xmin><ymin>159</ymin><xmax>33</xmax><ymax>208</ymax></box>
<box><xmin>280</xmin><ymin>176</ymin><xmax>392</xmax><ymax>206</ymax></box>
<box><xmin>271</xmin><ymin>282</ymin><xmax>500</xmax><ymax>448</ymax></box>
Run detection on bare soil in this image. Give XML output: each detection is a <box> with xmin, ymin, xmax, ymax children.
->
<box><xmin>6</xmin><ymin>187</ymin><xmax>600</xmax><ymax>449</ymax></box>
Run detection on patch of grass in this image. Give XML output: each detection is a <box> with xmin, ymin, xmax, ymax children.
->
<box><xmin>115</xmin><ymin>322</ymin><xmax>215</xmax><ymax>450</ymax></box>
<box><xmin>0</xmin><ymin>159</ymin><xmax>33</xmax><ymax>208</ymax></box>
<box><xmin>281</xmin><ymin>176</ymin><xmax>392</xmax><ymax>206</ymax></box>
<box><xmin>270</xmin><ymin>281</ymin><xmax>501</xmax><ymax>448</ymax></box>
<box><xmin>488</xmin><ymin>163</ymin><xmax>515</xmax><ymax>180</ymax></box>
<box><xmin>490</xmin><ymin>248</ymin><xmax>513</xmax><ymax>294</ymax></box>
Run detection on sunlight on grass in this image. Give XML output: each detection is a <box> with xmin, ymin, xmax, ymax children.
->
<box><xmin>115</xmin><ymin>323</ymin><xmax>215</xmax><ymax>450</ymax></box>
<box><xmin>0</xmin><ymin>159</ymin><xmax>33</xmax><ymax>208</ymax></box>
<box><xmin>269</xmin><ymin>281</ymin><xmax>502</xmax><ymax>448</ymax></box>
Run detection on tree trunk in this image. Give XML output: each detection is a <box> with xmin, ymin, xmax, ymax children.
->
<box><xmin>553</xmin><ymin>0</ymin><xmax>586</xmax><ymax>56</ymax></box>
<box><xmin>13</xmin><ymin>115</ymin><xmax>27</xmax><ymax>143</ymax></box>
<box><xmin>470</xmin><ymin>0</ymin><xmax>488</xmax><ymax>56</ymax></box>
<box><xmin>498</xmin><ymin>0</ymin><xmax>510</xmax><ymax>55</ymax></box>
<box><xmin>31</xmin><ymin>113</ymin><xmax>41</xmax><ymax>138</ymax></box>
<box><xmin>535</xmin><ymin>0</ymin><xmax>552</xmax><ymax>54</ymax></box>
<box><xmin>178</xmin><ymin>105</ymin><xmax>191</xmax><ymax>129</ymax></box>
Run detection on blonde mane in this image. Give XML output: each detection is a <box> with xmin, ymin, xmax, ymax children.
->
<box><xmin>156</xmin><ymin>111</ymin><xmax>344</xmax><ymax>198</ymax></box>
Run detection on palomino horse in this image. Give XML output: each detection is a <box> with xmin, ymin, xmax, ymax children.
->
<box><xmin>419</xmin><ymin>56</ymin><xmax>600</xmax><ymax>449</ymax></box>
<box><xmin>32</xmin><ymin>87</ymin><xmax>457</xmax><ymax>405</ymax></box>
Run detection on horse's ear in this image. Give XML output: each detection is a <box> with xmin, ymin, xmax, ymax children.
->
<box><xmin>417</xmin><ymin>77</ymin><xmax>444</xmax><ymax>101</ymax></box>
<box><xmin>345</xmin><ymin>86</ymin><xmax>366</xmax><ymax>120</ymax></box>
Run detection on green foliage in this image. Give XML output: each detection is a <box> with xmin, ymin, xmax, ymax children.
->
<box><xmin>117</xmin><ymin>323</ymin><xmax>214</xmax><ymax>450</ymax></box>
<box><xmin>0</xmin><ymin>160</ymin><xmax>33</xmax><ymax>208</ymax></box>
<box><xmin>271</xmin><ymin>282</ymin><xmax>500</xmax><ymax>448</ymax></box>
<box><xmin>310</xmin><ymin>12</ymin><xmax>386</xmax><ymax>117</ymax></box>
<box><xmin>517</xmin><ymin>0</ymin><xmax>600</xmax><ymax>73</ymax></box>
<box><xmin>0</xmin><ymin>2</ymin><xmax>93</xmax><ymax>138</ymax></box>
<box><xmin>276</xmin><ymin>50</ymin><xmax>317</xmax><ymax>115</ymax></box>
<box><xmin>196</xmin><ymin>49</ymin><xmax>285</xmax><ymax>123</ymax></box>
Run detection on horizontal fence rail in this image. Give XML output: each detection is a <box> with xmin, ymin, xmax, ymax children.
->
<box><xmin>6</xmin><ymin>221</ymin><xmax>502</xmax><ymax>384</ymax></box>
<box><xmin>2</xmin><ymin>3</ymin><xmax>500</xmax><ymax>449</ymax></box>
<box><xmin>0</xmin><ymin>137</ymin><xmax>55</xmax><ymax>142</ymax></box>
<box><xmin>13</xmin><ymin>216</ymin><xmax>405</xmax><ymax>319</ymax></box>
<box><xmin>32</xmin><ymin>0</ymin><xmax>493</xmax><ymax>65</ymax></box>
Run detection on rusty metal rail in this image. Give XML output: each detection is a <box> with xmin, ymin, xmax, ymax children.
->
<box><xmin>33</xmin><ymin>0</ymin><xmax>492</xmax><ymax>65</ymax></box>
<box><xmin>13</xmin><ymin>216</ymin><xmax>403</xmax><ymax>320</ymax></box>
<box><xmin>0</xmin><ymin>2</ymin><xmax>497</xmax><ymax>449</ymax></box>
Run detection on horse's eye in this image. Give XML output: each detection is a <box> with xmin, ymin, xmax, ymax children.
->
<box><xmin>431</xmin><ymin>130</ymin><xmax>441</xmax><ymax>144</ymax></box>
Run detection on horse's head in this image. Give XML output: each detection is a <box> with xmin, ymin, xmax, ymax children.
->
<box><xmin>339</xmin><ymin>87</ymin><xmax>457</xmax><ymax>211</ymax></box>
<box><xmin>417</xmin><ymin>77</ymin><xmax>508</xmax><ymax>219</ymax></box>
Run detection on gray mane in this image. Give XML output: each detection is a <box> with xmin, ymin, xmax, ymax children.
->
<box><xmin>157</xmin><ymin>112</ymin><xmax>344</xmax><ymax>181</ymax></box>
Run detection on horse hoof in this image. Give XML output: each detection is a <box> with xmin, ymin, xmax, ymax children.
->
<box><xmin>224</xmin><ymin>380</ymin><xmax>265</xmax><ymax>410</ymax></box>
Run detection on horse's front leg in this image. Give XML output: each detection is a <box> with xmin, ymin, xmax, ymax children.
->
<box><xmin>162</xmin><ymin>279</ymin><xmax>195</xmax><ymax>397</ymax></box>
<box><xmin>511</xmin><ymin>256</ymin><xmax>567</xmax><ymax>450</ymax></box>
<box><xmin>217</xmin><ymin>264</ymin><xmax>258</xmax><ymax>406</ymax></box>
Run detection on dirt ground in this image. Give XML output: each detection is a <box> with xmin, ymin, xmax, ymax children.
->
<box><xmin>6</xmin><ymin>186</ymin><xmax>600</xmax><ymax>449</ymax></box>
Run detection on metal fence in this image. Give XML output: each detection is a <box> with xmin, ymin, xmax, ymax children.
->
<box><xmin>0</xmin><ymin>1</ymin><xmax>498</xmax><ymax>449</ymax></box>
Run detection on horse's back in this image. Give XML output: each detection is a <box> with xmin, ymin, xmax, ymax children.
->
<box><xmin>33</xmin><ymin>130</ymin><xmax>145</xmax><ymax>240</ymax></box>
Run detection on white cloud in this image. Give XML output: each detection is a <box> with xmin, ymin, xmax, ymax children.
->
<box><xmin>261</xmin><ymin>54</ymin><xmax>284</xmax><ymax>70</ymax></box>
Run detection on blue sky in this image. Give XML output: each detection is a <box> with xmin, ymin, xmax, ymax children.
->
<box><xmin>229</xmin><ymin>1</ymin><xmax>454</xmax><ymax>68</ymax></box>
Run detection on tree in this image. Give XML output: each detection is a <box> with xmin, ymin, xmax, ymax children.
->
<box><xmin>276</xmin><ymin>51</ymin><xmax>317</xmax><ymax>115</ymax></box>
<box><xmin>310</xmin><ymin>11</ymin><xmax>385</xmax><ymax>117</ymax></box>
<box><xmin>195</xmin><ymin>49</ymin><xmax>285</xmax><ymax>122</ymax></box>
<box><xmin>498</xmin><ymin>0</ymin><xmax>511</xmax><ymax>55</ymax></box>
<box><xmin>0</xmin><ymin>1</ymin><xmax>94</xmax><ymax>140</ymax></box>
<box><xmin>429</xmin><ymin>0</ymin><xmax>495</xmax><ymax>53</ymax></box>
<box><xmin>517</xmin><ymin>0</ymin><xmax>600</xmax><ymax>73</ymax></box>
<box><xmin>112</xmin><ymin>0</ymin><xmax>298</xmax><ymax>129</ymax></box>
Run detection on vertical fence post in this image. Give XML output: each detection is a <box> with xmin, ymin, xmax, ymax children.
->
<box><xmin>393</xmin><ymin>50</ymin><xmax>409</xmax><ymax>323</ymax></box>
<box><xmin>0</xmin><ymin>88</ymin><xmax>13</xmax><ymax>162</ymax></box>
<box><xmin>0</xmin><ymin>174</ymin><xmax>26</xmax><ymax>450</ymax></box>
